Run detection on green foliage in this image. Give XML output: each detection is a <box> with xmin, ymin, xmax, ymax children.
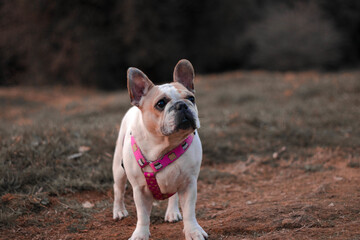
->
<box><xmin>1</xmin><ymin>1</ymin><xmax>359</xmax><ymax>88</ymax></box>
<box><xmin>246</xmin><ymin>3</ymin><xmax>342</xmax><ymax>70</ymax></box>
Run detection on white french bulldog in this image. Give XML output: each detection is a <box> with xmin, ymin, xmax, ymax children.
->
<box><xmin>112</xmin><ymin>59</ymin><xmax>208</xmax><ymax>240</ymax></box>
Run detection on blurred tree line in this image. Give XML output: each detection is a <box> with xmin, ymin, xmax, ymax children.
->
<box><xmin>0</xmin><ymin>0</ymin><xmax>359</xmax><ymax>89</ymax></box>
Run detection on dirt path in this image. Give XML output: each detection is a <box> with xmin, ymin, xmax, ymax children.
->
<box><xmin>2</xmin><ymin>147</ymin><xmax>359</xmax><ymax>240</ymax></box>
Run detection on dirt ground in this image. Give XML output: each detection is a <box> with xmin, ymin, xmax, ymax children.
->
<box><xmin>2</xmin><ymin>151</ymin><xmax>360</xmax><ymax>240</ymax></box>
<box><xmin>1</xmin><ymin>71</ymin><xmax>360</xmax><ymax>239</ymax></box>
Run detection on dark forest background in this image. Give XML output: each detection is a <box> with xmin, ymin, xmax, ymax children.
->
<box><xmin>0</xmin><ymin>0</ymin><xmax>359</xmax><ymax>89</ymax></box>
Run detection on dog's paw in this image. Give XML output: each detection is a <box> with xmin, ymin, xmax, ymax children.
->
<box><xmin>165</xmin><ymin>209</ymin><xmax>182</xmax><ymax>222</ymax></box>
<box><xmin>113</xmin><ymin>207</ymin><xmax>129</xmax><ymax>220</ymax></box>
<box><xmin>129</xmin><ymin>227</ymin><xmax>150</xmax><ymax>240</ymax></box>
<box><xmin>184</xmin><ymin>224</ymin><xmax>208</xmax><ymax>240</ymax></box>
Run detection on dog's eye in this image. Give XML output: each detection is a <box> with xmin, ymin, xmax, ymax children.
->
<box><xmin>187</xmin><ymin>96</ymin><xmax>195</xmax><ymax>104</ymax></box>
<box><xmin>155</xmin><ymin>99</ymin><xmax>167</xmax><ymax>110</ymax></box>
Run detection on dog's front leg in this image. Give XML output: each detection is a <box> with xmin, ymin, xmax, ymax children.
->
<box><xmin>130</xmin><ymin>186</ymin><xmax>153</xmax><ymax>240</ymax></box>
<box><xmin>179</xmin><ymin>179</ymin><xmax>208</xmax><ymax>240</ymax></box>
<box><xmin>165</xmin><ymin>193</ymin><xmax>182</xmax><ymax>222</ymax></box>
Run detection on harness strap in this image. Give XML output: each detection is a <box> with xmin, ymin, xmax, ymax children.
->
<box><xmin>131</xmin><ymin>133</ymin><xmax>194</xmax><ymax>200</ymax></box>
<box><xmin>144</xmin><ymin>172</ymin><xmax>175</xmax><ymax>200</ymax></box>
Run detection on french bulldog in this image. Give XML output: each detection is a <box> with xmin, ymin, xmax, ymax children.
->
<box><xmin>112</xmin><ymin>59</ymin><xmax>208</xmax><ymax>240</ymax></box>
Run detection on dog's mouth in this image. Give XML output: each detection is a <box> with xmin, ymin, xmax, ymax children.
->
<box><xmin>175</xmin><ymin>111</ymin><xmax>196</xmax><ymax>131</ymax></box>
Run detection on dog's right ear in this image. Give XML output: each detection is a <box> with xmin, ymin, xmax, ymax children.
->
<box><xmin>127</xmin><ymin>67</ymin><xmax>154</xmax><ymax>107</ymax></box>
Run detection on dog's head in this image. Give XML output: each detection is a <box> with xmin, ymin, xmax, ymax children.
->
<box><xmin>127</xmin><ymin>59</ymin><xmax>200</xmax><ymax>137</ymax></box>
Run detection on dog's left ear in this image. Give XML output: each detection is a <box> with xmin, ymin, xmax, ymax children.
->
<box><xmin>173</xmin><ymin>59</ymin><xmax>195</xmax><ymax>93</ymax></box>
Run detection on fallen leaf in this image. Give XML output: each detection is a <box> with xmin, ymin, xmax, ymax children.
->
<box><xmin>67</xmin><ymin>153</ymin><xmax>83</xmax><ymax>159</ymax></box>
<box><xmin>272</xmin><ymin>146</ymin><xmax>287</xmax><ymax>159</ymax></box>
<box><xmin>246</xmin><ymin>201</ymin><xmax>253</xmax><ymax>205</ymax></box>
<box><xmin>333</xmin><ymin>176</ymin><xmax>343</xmax><ymax>181</ymax></box>
<box><xmin>82</xmin><ymin>201</ymin><xmax>94</xmax><ymax>209</ymax></box>
<box><xmin>1</xmin><ymin>193</ymin><xmax>18</xmax><ymax>203</ymax></box>
<box><xmin>79</xmin><ymin>146</ymin><xmax>91</xmax><ymax>153</ymax></box>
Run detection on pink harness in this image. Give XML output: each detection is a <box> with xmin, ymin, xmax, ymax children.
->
<box><xmin>131</xmin><ymin>133</ymin><xmax>194</xmax><ymax>200</ymax></box>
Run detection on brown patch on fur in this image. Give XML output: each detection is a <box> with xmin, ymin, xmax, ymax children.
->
<box><xmin>140</xmin><ymin>86</ymin><xmax>164</xmax><ymax>136</ymax></box>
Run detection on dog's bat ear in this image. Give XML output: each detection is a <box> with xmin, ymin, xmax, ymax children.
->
<box><xmin>173</xmin><ymin>59</ymin><xmax>195</xmax><ymax>93</ymax></box>
<box><xmin>127</xmin><ymin>67</ymin><xmax>154</xmax><ymax>107</ymax></box>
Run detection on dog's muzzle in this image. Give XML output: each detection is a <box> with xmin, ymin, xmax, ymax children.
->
<box><xmin>174</xmin><ymin>102</ymin><xmax>197</xmax><ymax>130</ymax></box>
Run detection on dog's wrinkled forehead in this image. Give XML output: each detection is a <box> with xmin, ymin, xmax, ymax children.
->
<box><xmin>158</xmin><ymin>83</ymin><xmax>189</xmax><ymax>100</ymax></box>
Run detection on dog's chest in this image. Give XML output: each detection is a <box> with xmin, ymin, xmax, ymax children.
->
<box><xmin>143</xmin><ymin>146</ymin><xmax>201</xmax><ymax>193</ymax></box>
<box><xmin>152</xmin><ymin>158</ymin><xmax>192</xmax><ymax>192</ymax></box>
<box><xmin>124</xmin><ymin>132</ymin><xmax>202</xmax><ymax>194</ymax></box>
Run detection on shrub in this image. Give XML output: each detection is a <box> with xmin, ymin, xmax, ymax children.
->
<box><xmin>246</xmin><ymin>3</ymin><xmax>342</xmax><ymax>70</ymax></box>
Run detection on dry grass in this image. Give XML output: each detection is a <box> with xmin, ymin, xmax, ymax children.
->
<box><xmin>197</xmin><ymin>71</ymin><xmax>360</xmax><ymax>165</ymax></box>
<box><xmin>1</xmin><ymin>70</ymin><xmax>360</xmax><ymax>232</ymax></box>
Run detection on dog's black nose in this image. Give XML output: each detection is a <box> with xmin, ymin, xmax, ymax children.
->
<box><xmin>175</xmin><ymin>102</ymin><xmax>188</xmax><ymax>111</ymax></box>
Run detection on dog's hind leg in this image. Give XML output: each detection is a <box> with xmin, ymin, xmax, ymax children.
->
<box><xmin>113</xmin><ymin>165</ymin><xmax>128</xmax><ymax>219</ymax></box>
<box><xmin>165</xmin><ymin>193</ymin><xmax>182</xmax><ymax>222</ymax></box>
<box><xmin>112</xmin><ymin>128</ymin><xmax>129</xmax><ymax>220</ymax></box>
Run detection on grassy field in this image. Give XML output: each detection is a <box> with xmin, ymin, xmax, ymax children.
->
<box><xmin>1</xmin><ymin>70</ymin><xmax>360</xmax><ymax>239</ymax></box>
